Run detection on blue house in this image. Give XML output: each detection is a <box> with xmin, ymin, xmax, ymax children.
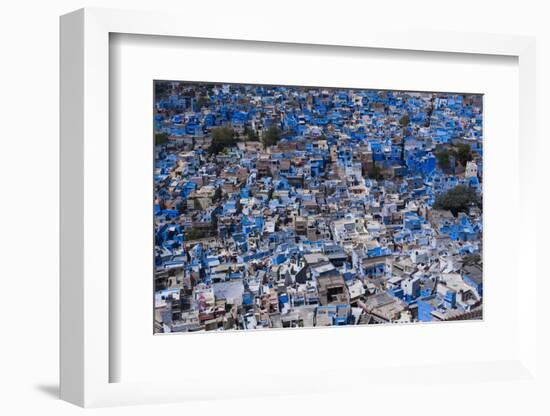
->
<box><xmin>417</xmin><ymin>295</ymin><xmax>440</xmax><ymax>322</ymax></box>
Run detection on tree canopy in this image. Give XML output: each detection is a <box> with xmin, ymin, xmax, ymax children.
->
<box><xmin>155</xmin><ymin>132</ymin><xmax>169</xmax><ymax>145</ymax></box>
<box><xmin>435</xmin><ymin>150</ymin><xmax>452</xmax><ymax>170</ymax></box>
<box><xmin>455</xmin><ymin>143</ymin><xmax>473</xmax><ymax>166</ymax></box>
<box><xmin>433</xmin><ymin>185</ymin><xmax>480</xmax><ymax>216</ymax></box>
<box><xmin>262</xmin><ymin>125</ymin><xmax>281</xmax><ymax>148</ymax></box>
<box><xmin>185</xmin><ymin>228</ymin><xmax>206</xmax><ymax>241</ymax></box>
<box><xmin>195</xmin><ymin>95</ymin><xmax>209</xmax><ymax>110</ymax></box>
<box><xmin>367</xmin><ymin>165</ymin><xmax>384</xmax><ymax>180</ymax></box>
<box><xmin>435</xmin><ymin>143</ymin><xmax>473</xmax><ymax>171</ymax></box>
<box><xmin>208</xmin><ymin>126</ymin><xmax>236</xmax><ymax>155</ymax></box>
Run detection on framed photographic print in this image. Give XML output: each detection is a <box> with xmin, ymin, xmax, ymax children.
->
<box><xmin>152</xmin><ymin>81</ymin><xmax>484</xmax><ymax>334</ymax></box>
<box><xmin>60</xmin><ymin>7</ymin><xmax>541</xmax><ymax>409</ymax></box>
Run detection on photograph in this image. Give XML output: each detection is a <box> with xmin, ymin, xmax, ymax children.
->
<box><xmin>153</xmin><ymin>82</ymin><xmax>483</xmax><ymax>333</ymax></box>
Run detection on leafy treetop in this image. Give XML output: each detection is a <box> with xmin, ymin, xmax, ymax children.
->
<box><xmin>433</xmin><ymin>185</ymin><xmax>480</xmax><ymax>216</ymax></box>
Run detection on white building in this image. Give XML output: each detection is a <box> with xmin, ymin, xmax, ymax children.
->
<box><xmin>465</xmin><ymin>160</ymin><xmax>478</xmax><ymax>178</ymax></box>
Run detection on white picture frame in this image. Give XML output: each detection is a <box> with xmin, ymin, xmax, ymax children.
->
<box><xmin>60</xmin><ymin>7</ymin><xmax>539</xmax><ymax>408</ymax></box>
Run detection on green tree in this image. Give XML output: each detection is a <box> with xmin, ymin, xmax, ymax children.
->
<box><xmin>155</xmin><ymin>132</ymin><xmax>169</xmax><ymax>145</ymax></box>
<box><xmin>196</xmin><ymin>95</ymin><xmax>209</xmax><ymax>110</ymax></box>
<box><xmin>262</xmin><ymin>125</ymin><xmax>281</xmax><ymax>148</ymax></box>
<box><xmin>433</xmin><ymin>185</ymin><xmax>480</xmax><ymax>216</ymax></box>
<box><xmin>435</xmin><ymin>150</ymin><xmax>451</xmax><ymax>170</ymax></box>
<box><xmin>399</xmin><ymin>114</ymin><xmax>410</xmax><ymax>127</ymax></box>
<box><xmin>367</xmin><ymin>165</ymin><xmax>384</xmax><ymax>180</ymax></box>
<box><xmin>185</xmin><ymin>228</ymin><xmax>205</xmax><ymax>241</ymax></box>
<box><xmin>208</xmin><ymin>126</ymin><xmax>236</xmax><ymax>155</ymax></box>
<box><xmin>398</xmin><ymin>115</ymin><xmax>411</xmax><ymax>161</ymax></box>
<box><xmin>455</xmin><ymin>143</ymin><xmax>473</xmax><ymax>166</ymax></box>
<box><xmin>155</xmin><ymin>82</ymin><xmax>171</xmax><ymax>96</ymax></box>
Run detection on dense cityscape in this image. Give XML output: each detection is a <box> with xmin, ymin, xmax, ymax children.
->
<box><xmin>154</xmin><ymin>82</ymin><xmax>483</xmax><ymax>333</ymax></box>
